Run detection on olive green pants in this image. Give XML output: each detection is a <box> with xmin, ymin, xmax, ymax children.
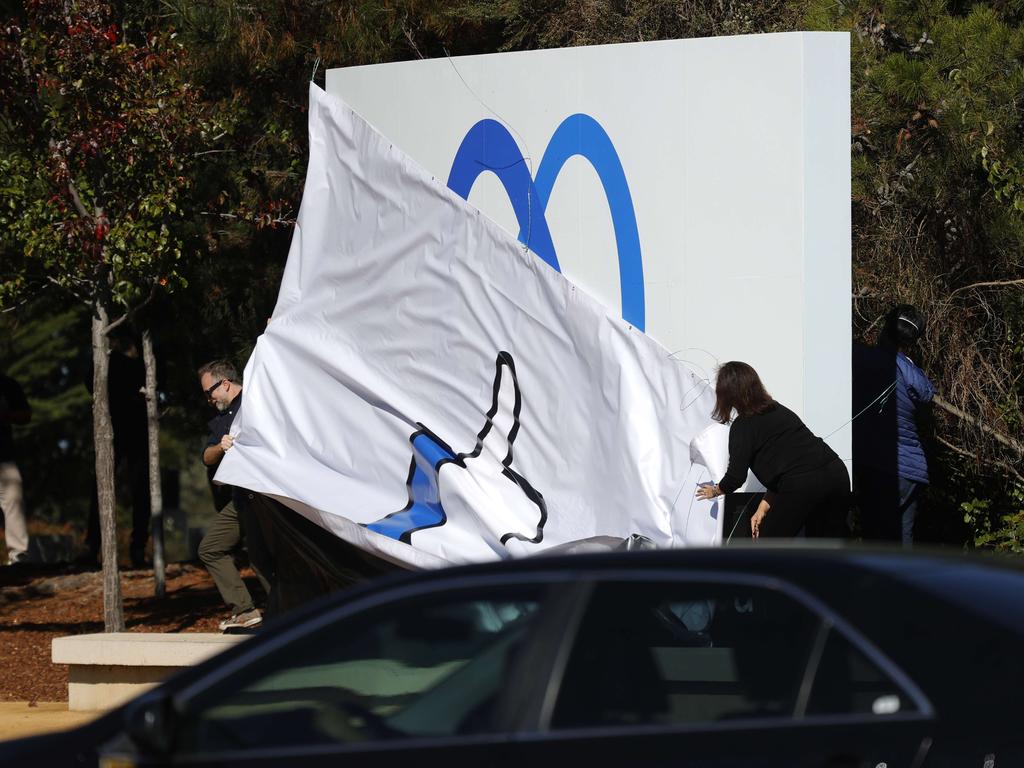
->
<box><xmin>198</xmin><ymin>501</ymin><xmax>269</xmax><ymax>614</ymax></box>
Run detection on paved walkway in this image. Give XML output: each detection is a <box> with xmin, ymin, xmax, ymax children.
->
<box><xmin>0</xmin><ymin>702</ymin><xmax>99</xmax><ymax>741</ymax></box>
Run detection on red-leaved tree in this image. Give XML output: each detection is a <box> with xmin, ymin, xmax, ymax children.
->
<box><xmin>1</xmin><ymin>0</ymin><xmax>208</xmax><ymax>629</ymax></box>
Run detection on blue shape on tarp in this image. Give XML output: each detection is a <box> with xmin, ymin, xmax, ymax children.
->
<box><xmin>365</xmin><ymin>352</ymin><xmax>548</xmax><ymax>548</ymax></box>
<box><xmin>365</xmin><ymin>431</ymin><xmax>455</xmax><ymax>543</ymax></box>
<box><xmin>447</xmin><ymin>114</ymin><xmax>645</xmax><ymax>330</ymax></box>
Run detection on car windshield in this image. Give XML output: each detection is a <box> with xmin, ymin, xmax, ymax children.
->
<box><xmin>179</xmin><ymin>593</ymin><xmax>542</xmax><ymax>752</ymax></box>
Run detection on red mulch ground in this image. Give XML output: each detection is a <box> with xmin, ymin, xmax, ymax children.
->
<box><xmin>0</xmin><ymin>562</ymin><xmax>264</xmax><ymax>702</ymax></box>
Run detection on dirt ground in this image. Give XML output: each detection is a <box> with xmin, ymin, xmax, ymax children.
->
<box><xmin>0</xmin><ymin>561</ymin><xmax>263</xmax><ymax>703</ymax></box>
<box><xmin>0</xmin><ymin>701</ymin><xmax>98</xmax><ymax>741</ymax></box>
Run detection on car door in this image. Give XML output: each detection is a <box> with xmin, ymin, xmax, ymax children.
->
<box><xmin>109</xmin><ymin>575</ymin><xmax>575</xmax><ymax>768</ymax></box>
<box><xmin>510</xmin><ymin>571</ymin><xmax>935</xmax><ymax>768</ymax></box>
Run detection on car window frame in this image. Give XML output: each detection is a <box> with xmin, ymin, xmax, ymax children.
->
<box><xmin>167</xmin><ymin>571</ymin><xmax>590</xmax><ymax>757</ymax></box>
<box><xmin>538</xmin><ymin>568</ymin><xmax>935</xmax><ymax>737</ymax></box>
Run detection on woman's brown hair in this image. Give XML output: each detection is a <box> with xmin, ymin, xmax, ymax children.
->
<box><xmin>712</xmin><ymin>361</ymin><xmax>775</xmax><ymax>423</ymax></box>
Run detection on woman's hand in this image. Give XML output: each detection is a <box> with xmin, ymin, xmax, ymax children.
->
<box><xmin>750</xmin><ymin>498</ymin><xmax>771</xmax><ymax>538</ymax></box>
<box><xmin>695</xmin><ymin>483</ymin><xmax>721</xmax><ymax>501</ymax></box>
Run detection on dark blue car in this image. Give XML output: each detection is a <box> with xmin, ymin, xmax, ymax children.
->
<box><xmin>3</xmin><ymin>545</ymin><xmax>1022</xmax><ymax>767</ymax></box>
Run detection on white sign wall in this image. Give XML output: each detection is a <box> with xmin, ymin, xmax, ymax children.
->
<box><xmin>327</xmin><ymin>32</ymin><xmax>852</xmax><ymax>465</ymax></box>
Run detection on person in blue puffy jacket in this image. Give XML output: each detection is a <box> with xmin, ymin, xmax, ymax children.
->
<box><xmin>852</xmin><ymin>305</ymin><xmax>935</xmax><ymax>545</ymax></box>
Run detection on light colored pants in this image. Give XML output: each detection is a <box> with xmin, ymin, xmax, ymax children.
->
<box><xmin>0</xmin><ymin>462</ymin><xmax>28</xmax><ymax>563</ymax></box>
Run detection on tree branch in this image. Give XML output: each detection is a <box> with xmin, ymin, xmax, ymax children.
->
<box><xmin>937</xmin><ymin>435</ymin><xmax>1024</xmax><ymax>485</ymax></box>
<box><xmin>133</xmin><ymin>282</ymin><xmax>159</xmax><ymax>317</ymax></box>
<box><xmin>934</xmin><ymin>395</ymin><xmax>1024</xmax><ymax>455</ymax></box>
<box><xmin>0</xmin><ymin>296</ymin><xmax>34</xmax><ymax>314</ymax></box>
<box><xmin>67</xmin><ymin>178</ymin><xmax>92</xmax><ymax>220</ymax></box>
<box><xmin>46</xmin><ymin>275</ymin><xmax>88</xmax><ymax>304</ymax></box>
<box><xmin>48</xmin><ymin>139</ymin><xmax>93</xmax><ymax>221</ymax></box>
<box><xmin>103</xmin><ymin>312</ymin><xmax>130</xmax><ymax>335</ymax></box>
<box><xmin>200</xmin><ymin>211</ymin><xmax>296</xmax><ymax>226</ymax></box>
<box><xmin>950</xmin><ymin>278</ymin><xmax>1024</xmax><ymax>297</ymax></box>
<box><xmin>403</xmin><ymin>25</ymin><xmax>425</xmax><ymax>59</ymax></box>
<box><xmin>102</xmin><ymin>282</ymin><xmax>159</xmax><ymax>336</ymax></box>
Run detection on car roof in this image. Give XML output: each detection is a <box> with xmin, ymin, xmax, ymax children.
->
<box><xmin>266</xmin><ymin>541</ymin><xmax>1024</xmax><ymax>621</ymax></box>
<box><xmin>397</xmin><ymin>541</ymin><xmax>1024</xmax><ymax>591</ymax></box>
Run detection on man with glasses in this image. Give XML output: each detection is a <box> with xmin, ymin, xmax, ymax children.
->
<box><xmin>198</xmin><ymin>360</ymin><xmax>268</xmax><ymax>631</ymax></box>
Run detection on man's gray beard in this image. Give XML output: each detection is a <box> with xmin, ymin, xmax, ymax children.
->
<box><xmin>215</xmin><ymin>400</ymin><xmax>229</xmax><ymax>413</ymax></box>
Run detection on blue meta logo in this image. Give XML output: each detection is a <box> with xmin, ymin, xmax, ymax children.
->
<box><xmin>447</xmin><ymin>115</ymin><xmax>645</xmax><ymax>331</ymax></box>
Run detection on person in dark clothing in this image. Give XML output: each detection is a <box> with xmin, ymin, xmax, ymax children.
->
<box><xmin>86</xmin><ymin>332</ymin><xmax>151</xmax><ymax>568</ymax></box>
<box><xmin>852</xmin><ymin>305</ymin><xmax>934</xmax><ymax>545</ymax></box>
<box><xmin>695</xmin><ymin>361</ymin><xmax>850</xmax><ymax>538</ymax></box>
<box><xmin>198</xmin><ymin>359</ymin><xmax>269</xmax><ymax>632</ymax></box>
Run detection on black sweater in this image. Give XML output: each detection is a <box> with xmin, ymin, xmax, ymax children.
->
<box><xmin>718</xmin><ymin>402</ymin><xmax>838</xmax><ymax>497</ymax></box>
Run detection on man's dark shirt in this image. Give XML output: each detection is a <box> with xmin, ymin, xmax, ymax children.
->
<box><xmin>205</xmin><ymin>391</ymin><xmax>242</xmax><ymax>512</ymax></box>
<box><xmin>0</xmin><ymin>374</ymin><xmax>29</xmax><ymax>463</ymax></box>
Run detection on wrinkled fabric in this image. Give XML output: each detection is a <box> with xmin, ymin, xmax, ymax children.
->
<box><xmin>216</xmin><ymin>85</ymin><xmax>720</xmax><ymax>569</ymax></box>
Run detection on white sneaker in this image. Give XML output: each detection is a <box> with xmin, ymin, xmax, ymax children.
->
<box><xmin>219</xmin><ymin>609</ymin><xmax>262</xmax><ymax>631</ymax></box>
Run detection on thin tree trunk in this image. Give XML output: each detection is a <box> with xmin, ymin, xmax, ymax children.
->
<box><xmin>92</xmin><ymin>302</ymin><xmax>125</xmax><ymax>632</ymax></box>
<box><xmin>142</xmin><ymin>329</ymin><xmax>165</xmax><ymax>598</ymax></box>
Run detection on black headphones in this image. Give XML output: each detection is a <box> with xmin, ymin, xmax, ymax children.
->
<box><xmin>897</xmin><ymin>314</ymin><xmax>921</xmax><ymax>340</ymax></box>
<box><xmin>888</xmin><ymin>305</ymin><xmax>924</xmax><ymax>346</ymax></box>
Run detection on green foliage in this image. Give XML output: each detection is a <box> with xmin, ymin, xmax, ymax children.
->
<box><xmin>472</xmin><ymin>0</ymin><xmax>809</xmax><ymax>50</ymax></box>
<box><xmin>960</xmin><ymin>483</ymin><xmax>1024</xmax><ymax>552</ymax></box>
<box><xmin>0</xmin><ymin>303</ymin><xmax>93</xmax><ymax>525</ymax></box>
<box><xmin>960</xmin><ymin>496</ymin><xmax>993</xmax><ymax>536</ymax></box>
<box><xmin>140</xmin><ymin>0</ymin><xmax>499</xmax><ymax>237</ymax></box>
<box><xmin>112</xmin><ymin>0</ymin><xmax>510</xmax><ymax>370</ymax></box>
<box><xmin>0</xmin><ymin>0</ymin><xmax>208</xmax><ymax>311</ymax></box>
<box><xmin>805</xmin><ymin>0</ymin><xmax>1024</xmax><ymax>549</ymax></box>
<box><xmin>975</xmin><ymin>509</ymin><xmax>1024</xmax><ymax>552</ymax></box>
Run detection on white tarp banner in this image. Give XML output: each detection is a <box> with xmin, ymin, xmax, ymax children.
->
<box><xmin>216</xmin><ymin>83</ymin><xmax>721</xmax><ymax>569</ymax></box>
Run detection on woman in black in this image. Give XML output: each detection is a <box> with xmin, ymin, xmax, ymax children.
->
<box><xmin>695</xmin><ymin>362</ymin><xmax>849</xmax><ymax>538</ymax></box>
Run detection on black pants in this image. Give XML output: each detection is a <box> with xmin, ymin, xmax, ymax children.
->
<box><xmin>760</xmin><ymin>458</ymin><xmax>851</xmax><ymax>538</ymax></box>
<box><xmin>856</xmin><ymin>467</ymin><xmax>922</xmax><ymax>544</ymax></box>
<box><xmin>87</xmin><ymin>444</ymin><xmax>151</xmax><ymax>563</ymax></box>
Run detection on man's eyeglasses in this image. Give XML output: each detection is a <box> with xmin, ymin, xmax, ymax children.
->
<box><xmin>204</xmin><ymin>379</ymin><xmax>225</xmax><ymax>399</ymax></box>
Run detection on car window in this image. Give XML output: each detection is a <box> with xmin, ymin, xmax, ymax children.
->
<box><xmin>550</xmin><ymin>579</ymin><xmax>922</xmax><ymax>732</ymax></box>
<box><xmin>550</xmin><ymin>581</ymin><xmax>820</xmax><ymax>728</ymax></box>
<box><xmin>177</xmin><ymin>587</ymin><xmax>544</xmax><ymax>753</ymax></box>
<box><xmin>805</xmin><ymin>627</ymin><xmax>911</xmax><ymax>717</ymax></box>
